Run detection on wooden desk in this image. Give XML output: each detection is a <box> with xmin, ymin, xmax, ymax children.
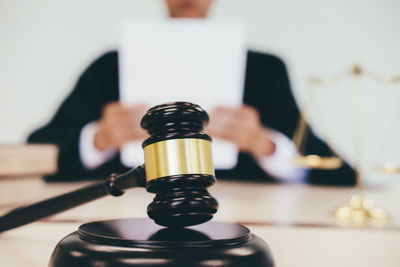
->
<box><xmin>0</xmin><ymin>178</ymin><xmax>399</xmax><ymax>267</ymax></box>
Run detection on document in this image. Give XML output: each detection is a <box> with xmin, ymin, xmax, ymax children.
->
<box><xmin>119</xmin><ymin>19</ymin><xmax>247</xmax><ymax>169</ymax></box>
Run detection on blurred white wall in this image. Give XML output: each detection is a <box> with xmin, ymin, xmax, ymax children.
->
<box><xmin>1</xmin><ymin>0</ymin><xmax>399</xmax><ymax>184</ymax></box>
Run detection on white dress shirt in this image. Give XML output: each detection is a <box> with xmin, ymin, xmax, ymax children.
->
<box><xmin>79</xmin><ymin>121</ymin><xmax>307</xmax><ymax>182</ymax></box>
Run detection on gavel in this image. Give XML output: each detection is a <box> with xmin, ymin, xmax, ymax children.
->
<box><xmin>0</xmin><ymin>102</ymin><xmax>219</xmax><ymax>232</ymax></box>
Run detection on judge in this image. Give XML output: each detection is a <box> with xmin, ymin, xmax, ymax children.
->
<box><xmin>28</xmin><ymin>0</ymin><xmax>355</xmax><ymax>186</ymax></box>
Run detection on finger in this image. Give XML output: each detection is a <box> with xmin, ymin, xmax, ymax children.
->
<box><xmin>212</xmin><ymin>106</ymin><xmax>257</xmax><ymax>122</ymax></box>
<box><xmin>209</xmin><ymin>110</ymin><xmax>240</xmax><ymax>128</ymax></box>
<box><xmin>103</xmin><ymin>102</ymin><xmax>123</xmax><ymax>116</ymax></box>
<box><xmin>106</xmin><ymin>102</ymin><xmax>149</xmax><ymax>117</ymax></box>
<box><xmin>210</xmin><ymin>106</ymin><xmax>239</xmax><ymax>117</ymax></box>
<box><xmin>115</xmin><ymin>111</ymin><xmax>145</xmax><ymax>124</ymax></box>
<box><xmin>242</xmin><ymin>105</ymin><xmax>260</xmax><ymax>119</ymax></box>
<box><xmin>106</xmin><ymin>105</ymin><xmax>148</xmax><ymax>125</ymax></box>
<box><xmin>209</xmin><ymin>115</ymin><xmax>258</xmax><ymax>144</ymax></box>
<box><xmin>109</xmin><ymin>118</ymin><xmax>145</xmax><ymax>137</ymax></box>
<box><xmin>125</xmin><ymin>129</ymin><xmax>149</xmax><ymax>140</ymax></box>
<box><xmin>109</xmin><ymin>126</ymin><xmax>148</xmax><ymax>147</ymax></box>
<box><xmin>125</xmin><ymin>103</ymin><xmax>149</xmax><ymax>114</ymax></box>
<box><xmin>207</xmin><ymin>118</ymin><xmax>238</xmax><ymax>140</ymax></box>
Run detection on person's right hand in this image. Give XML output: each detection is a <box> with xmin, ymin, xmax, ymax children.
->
<box><xmin>94</xmin><ymin>102</ymin><xmax>149</xmax><ymax>151</ymax></box>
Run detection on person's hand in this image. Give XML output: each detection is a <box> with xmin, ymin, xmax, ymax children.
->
<box><xmin>206</xmin><ymin>105</ymin><xmax>275</xmax><ymax>157</ymax></box>
<box><xmin>94</xmin><ymin>102</ymin><xmax>149</xmax><ymax>151</ymax></box>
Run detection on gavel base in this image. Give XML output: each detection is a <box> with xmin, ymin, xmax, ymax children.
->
<box><xmin>49</xmin><ymin>218</ymin><xmax>274</xmax><ymax>267</ymax></box>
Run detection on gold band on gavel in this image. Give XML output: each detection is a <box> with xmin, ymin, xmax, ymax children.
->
<box><xmin>143</xmin><ymin>138</ymin><xmax>215</xmax><ymax>182</ymax></box>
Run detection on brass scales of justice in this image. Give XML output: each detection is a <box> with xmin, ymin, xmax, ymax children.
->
<box><xmin>291</xmin><ymin>64</ymin><xmax>400</xmax><ymax>225</ymax></box>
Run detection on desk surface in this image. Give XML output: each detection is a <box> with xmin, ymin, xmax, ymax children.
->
<box><xmin>0</xmin><ymin>178</ymin><xmax>399</xmax><ymax>267</ymax></box>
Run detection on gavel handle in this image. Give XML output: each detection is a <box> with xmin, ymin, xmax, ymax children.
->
<box><xmin>0</xmin><ymin>165</ymin><xmax>146</xmax><ymax>233</ymax></box>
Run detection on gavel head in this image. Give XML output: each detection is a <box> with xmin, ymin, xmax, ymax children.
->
<box><xmin>141</xmin><ymin>102</ymin><xmax>218</xmax><ymax>228</ymax></box>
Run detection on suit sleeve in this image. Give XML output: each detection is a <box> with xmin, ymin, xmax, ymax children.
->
<box><xmin>27</xmin><ymin>52</ymin><xmax>126</xmax><ymax>180</ymax></box>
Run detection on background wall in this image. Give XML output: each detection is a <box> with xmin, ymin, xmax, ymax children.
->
<box><xmin>1</xmin><ymin>0</ymin><xmax>399</xmax><ymax>184</ymax></box>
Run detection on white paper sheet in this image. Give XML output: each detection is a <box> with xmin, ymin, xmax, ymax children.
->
<box><xmin>119</xmin><ymin>19</ymin><xmax>247</xmax><ymax>169</ymax></box>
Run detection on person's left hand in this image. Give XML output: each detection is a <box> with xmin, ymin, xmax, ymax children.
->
<box><xmin>206</xmin><ymin>105</ymin><xmax>276</xmax><ymax>157</ymax></box>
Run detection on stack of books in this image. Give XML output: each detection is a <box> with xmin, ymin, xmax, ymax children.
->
<box><xmin>0</xmin><ymin>144</ymin><xmax>58</xmax><ymax>177</ymax></box>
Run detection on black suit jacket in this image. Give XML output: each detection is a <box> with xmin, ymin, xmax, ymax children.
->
<box><xmin>28</xmin><ymin>50</ymin><xmax>356</xmax><ymax>186</ymax></box>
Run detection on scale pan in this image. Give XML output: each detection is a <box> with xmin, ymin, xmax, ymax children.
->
<box><xmin>292</xmin><ymin>154</ymin><xmax>342</xmax><ymax>169</ymax></box>
<box><xmin>375</xmin><ymin>162</ymin><xmax>400</xmax><ymax>174</ymax></box>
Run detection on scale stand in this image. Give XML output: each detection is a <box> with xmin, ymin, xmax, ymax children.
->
<box><xmin>323</xmin><ymin>65</ymin><xmax>399</xmax><ymax>225</ymax></box>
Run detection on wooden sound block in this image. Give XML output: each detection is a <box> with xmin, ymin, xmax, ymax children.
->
<box><xmin>49</xmin><ymin>218</ymin><xmax>274</xmax><ymax>267</ymax></box>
